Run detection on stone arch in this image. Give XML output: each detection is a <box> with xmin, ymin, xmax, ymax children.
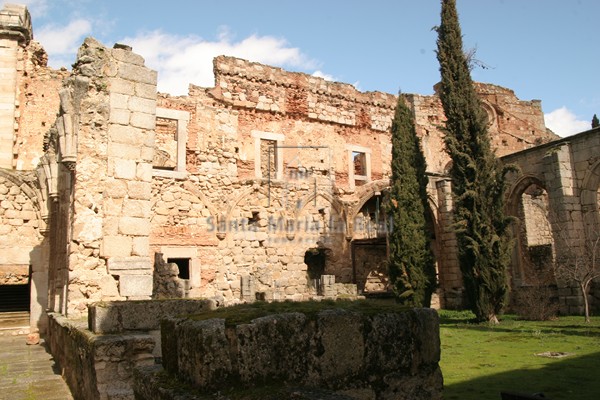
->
<box><xmin>348</xmin><ymin>179</ymin><xmax>391</xmax><ymax>223</ymax></box>
<box><xmin>0</xmin><ymin>169</ymin><xmax>46</xmax><ymax>230</ymax></box>
<box><xmin>224</xmin><ymin>184</ymin><xmax>275</xmax><ymax>223</ymax></box>
<box><xmin>0</xmin><ymin>169</ymin><xmax>49</xmax><ymax>332</ymax></box>
<box><xmin>292</xmin><ymin>189</ymin><xmax>350</xmax><ymax>283</ymax></box>
<box><xmin>505</xmin><ymin>174</ymin><xmax>555</xmax><ymax>289</ymax></box>
<box><xmin>481</xmin><ymin>100</ymin><xmax>499</xmax><ymax>131</ymax></box>
<box><xmin>182</xmin><ymin>181</ymin><xmax>218</xmax><ymax>219</ymax></box>
<box><xmin>506</xmin><ymin>174</ymin><xmax>547</xmax><ymax>216</ymax></box>
<box><xmin>220</xmin><ymin>183</ymin><xmax>288</xmax><ymax>241</ymax></box>
<box><xmin>294</xmin><ymin>190</ymin><xmax>346</xmax><ymax>222</ymax></box>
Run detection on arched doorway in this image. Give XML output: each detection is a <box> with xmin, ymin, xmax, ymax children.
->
<box><xmin>351</xmin><ymin>192</ymin><xmax>389</xmax><ymax>294</ymax></box>
<box><xmin>507</xmin><ymin>176</ymin><xmax>558</xmax><ymax>316</ymax></box>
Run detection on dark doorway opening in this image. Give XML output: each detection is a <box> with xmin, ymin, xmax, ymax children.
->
<box><xmin>0</xmin><ymin>283</ymin><xmax>30</xmax><ymax>313</ymax></box>
<box><xmin>305</xmin><ymin>248</ymin><xmax>326</xmax><ymax>290</ymax></box>
<box><xmin>167</xmin><ymin>258</ymin><xmax>190</xmax><ymax>280</ymax></box>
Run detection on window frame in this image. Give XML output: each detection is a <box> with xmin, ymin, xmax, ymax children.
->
<box><xmin>153</xmin><ymin>107</ymin><xmax>190</xmax><ymax>180</ymax></box>
<box><xmin>346</xmin><ymin>144</ymin><xmax>371</xmax><ymax>190</ymax></box>
<box><xmin>251</xmin><ymin>130</ymin><xmax>285</xmax><ymax>180</ymax></box>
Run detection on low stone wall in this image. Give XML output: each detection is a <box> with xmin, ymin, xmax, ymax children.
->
<box><xmin>159</xmin><ymin>307</ymin><xmax>442</xmax><ymax>400</ymax></box>
<box><xmin>88</xmin><ymin>298</ymin><xmax>217</xmax><ymax>333</ymax></box>
<box><xmin>46</xmin><ymin>299</ymin><xmax>218</xmax><ymax>400</ymax></box>
<box><xmin>47</xmin><ymin>313</ymin><xmax>155</xmax><ymax>400</ymax></box>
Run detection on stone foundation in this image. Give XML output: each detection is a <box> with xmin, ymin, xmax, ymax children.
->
<box><xmin>46</xmin><ymin>299</ymin><xmax>217</xmax><ymax>400</ymax></box>
<box><xmin>152</xmin><ymin>305</ymin><xmax>442</xmax><ymax>400</ymax></box>
<box><xmin>46</xmin><ymin>313</ymin><xmax>155</xmax><ymax>400</ymax></box>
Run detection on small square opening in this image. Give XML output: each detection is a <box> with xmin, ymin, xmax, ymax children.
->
<box><xmin>167</xmin><ymin>258</ymin><xmax>190</xmax><ymax>280</ymax></box>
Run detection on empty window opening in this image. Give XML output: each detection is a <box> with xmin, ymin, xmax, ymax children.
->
<box><xmin>167</xmin><ymin>258</ymin><xmax>190</xmax><ymax>280</ymax></box>
<box><xmin>347</xmin><ymin>145</ymin><xmax>371</xmax><ymax>190</ymax></box>
<box><xmin>252</xmin><ymin>131</ymin><xmax>284</xmax><ymax>180</ymax></box>
<box><xmin>248</xmin><ymin>211</ymin><xmax>260</xmax><ymax>227</ymax></box>
<box><xmin>153</xmin><ymin>108</ymin><xmax>190</xmax><ymax>179</ymax></box>
<box><xmin>154</xmin><ymin>117</ymin><xmax>178</xmax><ymax>170</ymax></box>
<box><xmin>260</xmin><ymin>139</ymin><xmax>277</xmax><ymax>179</ymax></box>
<box><xmin>305</xmin><ymin>248</ymin><xmax>326</xmax><ymax>290</ymax></box>
<box><xmin>353</xmin><ymin>151</ymin><xmax>367</xmax><ymax>176</ymax></box>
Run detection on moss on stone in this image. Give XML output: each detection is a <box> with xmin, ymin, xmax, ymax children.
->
<box><xmin>188</xmin><ymin>299</ymin><xmax>409</xmax><ymax>327</ymax></box>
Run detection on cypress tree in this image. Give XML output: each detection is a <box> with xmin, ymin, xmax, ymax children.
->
<box><xmin>436</xmin><ymin>0</ymin><xmax>514</xmax><ymax>322</ymax></box>
<box><xmin>385</xmin><ymin>93</ymin><xmax>436</xmax><ymax>307</ymax></box>
<box><xmin>592</xmin><ymin>114</ymin><xmax>599</xmax><ymax>128</ymax></box>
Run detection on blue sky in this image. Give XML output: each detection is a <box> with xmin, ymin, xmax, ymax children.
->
<box><xmin>5</xmin><ymin>0</ymin><xmax>599</xmax><ymax>136</ymax></box>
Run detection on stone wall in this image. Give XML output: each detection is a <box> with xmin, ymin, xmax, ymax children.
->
<box><xmin>143</xmin><ymin>56</ymin><xmax>556</xmax><ymax>308</ymax></box>
<box><xmin>155</xmin><ymin>306</ymin><xmax>441</xmax><ymax>400</ymax></box>
<box><xmin>0</xmin><ymin>3</ymin><xmax>568</xmax><ymax>325</ymax></box>
<box><xmin>503</xmin><ymin>127</ymin><xmax>600</xmax><ymax>314</ymax></box>
<box><xmin>46</xmin><ymin>312</ymin><xmax>155</xmax><ymax>400</ymax></box>
<box><xmin>0</xmin><ymin>171</ymin><xmax>42</xmax><ymax>284</ymax></box>
<box><xmin>46</xmin><ymin>299</ymin><xmax>216</xmax><ymax>400</ymax></box>
<box><xmin>43</xmin><ymin>38</ymin><xmax>158</xmax><ymax>317</ymax></box>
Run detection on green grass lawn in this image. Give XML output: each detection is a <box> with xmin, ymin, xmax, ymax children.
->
<box><xmin>439</xmin><ymin>310</ymin><xmax>600</xmax><ymax>400</ymax></box>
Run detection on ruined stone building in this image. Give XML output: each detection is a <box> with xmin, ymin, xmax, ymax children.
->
<box><xmin>0</xmin><ymin>4</ymin><xmax>598</xmax><ymax>337</ymax></box>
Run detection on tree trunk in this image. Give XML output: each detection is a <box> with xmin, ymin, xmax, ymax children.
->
<box><xmin>581</xmin><ymin>281</ymin><xmax>590</xmax><ymax>323</ymax></box>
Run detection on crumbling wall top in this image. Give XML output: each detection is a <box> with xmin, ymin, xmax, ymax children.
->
<box><xmin>213</xmin><ymin>55</ymin><xmax>397</xmax><ymax>108</ymax></box>
<box><xmin>0</xmin><ymin>4</ymin><xmax>32</xmax><ymax>44</ymax></box>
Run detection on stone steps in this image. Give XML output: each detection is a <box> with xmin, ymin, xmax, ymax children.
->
<box><xmin>0</xmin><ymin>311</ymin><xmax>29</xmax><ymax>336</ymax></box>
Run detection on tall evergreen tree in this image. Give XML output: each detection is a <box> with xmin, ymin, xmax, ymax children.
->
<box><xmin>592</xmin><ymin>114</ymin><xmax>599</xmax><ymax>128</ymax></box>
<box><xmin>436</xmin><ymin>0</ymin><xmax>514</xmax><ymax>322</ymax></box>
<box><xmin>385</xmin><ymin>94</ymin><xmax>436</xmax><ymax>307</ymax></box>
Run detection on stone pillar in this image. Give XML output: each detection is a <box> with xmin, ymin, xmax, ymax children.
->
<box><xmin>319</xmin><ymin>274</ymin><xmax>336</xmax><ymax>297</ymax></box>
<box><xmin>0</xmin><ymin>4</ymin><xmax>31</xmax><ymax>169</ymax></box>
<box><xmin>543</xmin><ymin>143</ymin><xmax>586</xmax><ymax>314</ymax></box>
<box><xmin>435</xmin><ymin>179</ymin><xmax>463</xmax><ymax>309</ymax></box>
<box><xmin>101</xmin><ymin>42</ymin><xmax>157</xmax><ymax>300</ymax></box>
<box><xmin>45</xmin><ymin>38</ymin><xmax>157</xmax><ymax>316</ymax></box>
<box><xmin>241</xmin><ymin>275</ymin><xmax>255</xmax><ymax>301</ymax></box>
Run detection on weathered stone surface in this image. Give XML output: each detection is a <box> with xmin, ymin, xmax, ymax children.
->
<box><xmin>89</xmin><ymin>298</ymin><xmax>217</xmax><ymax>334</ymax></box>
<box><xmin>164</xmin><ymin>307</ymin><xmax>442</xmax><ymax>399</ymax></box>
<box><xmin>119</xmin><ymin>274</ymin><xmax>153</xmax><ymax>297</ymax></box>
<box><xmin>46</xmin><ymin>313</ymin><xmax>155</xmax><ymax>400</ymax></box>
<box><xmin>107</xmin><ymin>256</ymin><xmax>152</xmax><ymax>273</ymax></box>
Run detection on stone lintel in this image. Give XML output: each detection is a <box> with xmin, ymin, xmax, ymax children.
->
<box><xmin>107</xmin><ymin>256</ymin><xmax>152</xmax><ymax>275</ymax></box>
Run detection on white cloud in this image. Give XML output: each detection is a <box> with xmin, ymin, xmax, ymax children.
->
<box><xmin>0</xmin><ymin>0</ymin><xmax>48</xmax><ymax>17</ymax></box>
<box><xmin>36</xmin><ymin>18</ymin><xmax>92</xmax><ymax>65</ymax></box>
<box><xmin>544</xmin><ymin>107</ymin><xmax>590</xmax><ymax>137</ymax></box>
<box><xmin>120</xmin><ymin>29</ymin><xmax>319</xmax><ymax>95</ymax></box>
<box><xmin>312</xmin><ymin>70</ymin><xmax>336</xmax><ymax>81</ymax></box>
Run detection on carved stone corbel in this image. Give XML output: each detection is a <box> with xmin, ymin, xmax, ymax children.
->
<box><xmin>56</xmin><ymin>89</ymin><xmax>78</xmax><ymax>166</ymax></box>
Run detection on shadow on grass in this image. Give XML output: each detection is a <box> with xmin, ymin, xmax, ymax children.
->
<box><xmin>444</xmin><ymin>351</ymin><xmax>600</xmax><ymax>400</ymax></box>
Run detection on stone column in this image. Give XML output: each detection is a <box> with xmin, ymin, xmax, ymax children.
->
<box><xmin>46</xmin><ymin>38</ymin><xmax>157</xmax><ymax>316</ymax></box>
<box><xmin>0</xmin><ymin>4</ymin><xmax>31</xmax><ymax>169</ymax></box>
<box><xmin>435</xmin><ymin>179</ymin><xmax>463</xmax><ymax>309</ymax></box>
<box><xmin>101</xmin><ymin>43</ymin><xmax>157</xmax><ymax>300</ymax></box>
<box><xmin>543</xmin><ymin>143</ymin><xmax>585</xmax><ymax>314</ymax></box>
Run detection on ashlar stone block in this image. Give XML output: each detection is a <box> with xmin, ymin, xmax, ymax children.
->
<box><xmin>113</xmin><ymin>158</ymin><xmax>136</xmax><ymax>180</ymax></box>
<box><xmin>118</xmin><ymin>216</ymin><xmax>150</xmax><ymax>236</ymax></box>
<box><xmin>119</xmin><ymin>274</ymin><xmax>153</xmax><ymax>297</ymax></box>
<box><xmin>101</xmin><ymin>235</ymin><xmax>132</xmax><ymax>258</ymax></box>
<box><xmin>107</xmin><ymin>256</ymin><xmax>152</xmax><ymax>274</ymax></box>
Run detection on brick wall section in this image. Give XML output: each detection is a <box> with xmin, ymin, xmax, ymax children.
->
<box><xmin>143</xmin><ymin>56</ymin><xmax>558</xmax><ymax>306</ymax></box>
<box><xmin>15</xmin><ymin>44</ymin><xmax>67</xmax><ymax>170</ymax></box>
